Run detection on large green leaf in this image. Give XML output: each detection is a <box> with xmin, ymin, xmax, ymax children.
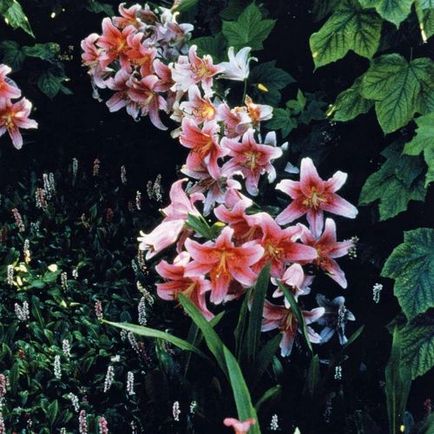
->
<box><xmin>192</xmin><ymin>33</ymin><xmax>227</xmax><ymax>62</ymax></box>
<box><xmin>224</xmin><ymin>347</ymin><xmax>261</xmax><ymax>434</ymax></box>
<box><xmin>310</xmin><ymin>0</ymin><xmax>382</xmax><ymax>68</ymax></box>
<box><xmin>222</xmin><ymin>3</ymin><xmax>275</xmax><ymax>51</ymax></box>
<box><xmin>399</xmin><ymin>320</ymin><xmax>434</xmax><ymax>379</ymax></box>
<box><xmin>246</xmin><ymin>265</ymin><xmax>270</xmax><ymax>363</ymax></box>
<box><xmin>360</xmin><ymin>54</ymin><xmax>434</xmax><ymax>133</ymax></box>
<box><xmin>382</xmin><ymin>228</ymin><xmax>434</xmax><ymax>320</ymax></box>
<box><xmin>359</xmin><ymin>142</ymin><xmax>427</xmax><ymax>221</ymax></box>
<box><xmin>359</xmin><ymin>0</ymin><xmax>413</xmax><ymax>27</ymax></box>
<box><xmin>0</xmin><ymin>40</ymin><xmax>25</xmax><ymax>70</ymax></box>
<box><xmin>312</xmin><ymin>0</ymin><xmax>341</xmax><ymax>21</ymax></box>
<box><xmin>403</xmin><ymin>112</ymin><xmax>434</xmax><ymax>186</ymax></box>
<box><xmin>104</xmin><ymin>320</ymin><xmax>208</xmax><ymax>360</ymax></box>
<box><xmin>331</xmin><ymin>77</ymin><xmax>374</xmax><ymax>121</ymax></box>
<box><xmin>1</xmin><ymin>0</ymin><xmax>34</xmax><ymax>37</ymax></box>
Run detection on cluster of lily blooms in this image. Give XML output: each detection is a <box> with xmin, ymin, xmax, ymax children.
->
<box><xmin>0</xmin><ymin>65</ymin><xmax>37</xmax><ymax>149</ymax></box>
<box><xmin>81</xmin><ymin>3</ymin><xmax>359</xmax><ymax>432</ymax></box>
<box><xmin>81</xmin><ymin>2</ymin><xmax>359</xmax><ymax>362</ymax></box>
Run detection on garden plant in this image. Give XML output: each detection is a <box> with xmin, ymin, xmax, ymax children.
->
<box><xmin>0</xmin><ymin>0</ymin><xmax>433</xmax><ymax>433</ymax></box>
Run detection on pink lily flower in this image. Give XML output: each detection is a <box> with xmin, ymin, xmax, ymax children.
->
<box><xmin>80</xmin><ymin>34</ymin><xmax>108</xmax><ymax>89</ymax></box>
<box><xmin>97</xmin><ymin>18</ymin><xmax>136</xmax><ymax>69</ymax></box>
<box><xmin>106</xmin><ymin>68</ymin><xmax>139</xmax><ymax>118</ymax></box>
<box><xmin>181</xmin><ymin>163</ymin><xmax>242</xmax><ymax>216</ymax></box>
<box><xmin>0</xmin><ymin>65</ymin><xmax>21</xmax><ymax>100</ymax></box>
<box><xmin>216</xmin><ymin>102</ymin><xmax>251</xmax><ymax>138</ymax></box>
<box><xmin>161</xmin><ymin>178</ymin><xmax>205</xmax><ymax>221</ymax></box>
<box><xmin>222</xmin><ymin>129</ymin><xmax>282</xmax><ymax>196</ymax></box>
<box><xmin>244</xmin><ymin>95</ymin><xmax>273</xmax><ymax>127</ymax></box>
<box><xmin>262</xmin><ymin>300</ymin><xmax>324</xmax><ymax>356</ymax></box>
<box><xmin>113</xmin><ymin>3</ymin><xmax>154</xmax><ymax>29</ymax></box>
<box><xmin>0</xmin><ymin>98</ymin><xmax>37</xmax><ymax>149</ymax></box>
<box><xmin>127</xmin><ymin>75</ymin><xmax>168</xmax><ymax>130</ymax></box>
<box><xmin>138</xmin><ymin>179</ymin><xmax>204</xmax><ymax>259</ymax></box>
<box><xmin>153</xmin><ymin>59</ymin><xmax>175</xmax><ymax>92</ymax></box>
<box><xmin>184</xmin><ymin>227</ymin><xmax>264</xmax><ymax>304</ymax></box>
<box><xmin>170</xmin><ymin>45</ymin><xmax>223</xmax><ymax>96</ymax></box>
<box><xmin>137</xmin><ymin>219</ymin><xmax>185</xmax><ymax>260</ymax></box>
<box><xmin>245</xmin><ymin>212</ymin><xmax>317</xmax><ymax>277</ymax></box>
<box><xmin>179</xmin><ymin>118</ymin><xmax>226</xmax><ymax>179</ymax></box>
<box><xmin>125</xmin><ymin>33</ymin><xmax>157</xmax><ymax>76</ymax></box>
<box><xmin>214</xmin><ymin>189</ymin><xmax>260</xmax><ymax>243</ymax></box>
<box><xmin>299</xmin><ymin>218</ymin><xmax>354</xmax><ymax>288</ymax></box>
<box><xmin>179</xmin><ymin>85</ymin><xmax>217</xmax><ymax>124</ymax></box>
<box><xmin>223</xmin><ymin>417</ymin><xmax>256</xmax><ymax>434</ymax></box>
<box><xmin>155</xmin><ymin>252</ymin><xmax>213</xmax><ymax>320</ymax></box>
<box><xmin>276</xmin><ymin>157</ymin><xmax>358</xmax><ymax>235</ymax></box>
<box><xmin>271</xmin><ymin>263</ymin><xmax>313</xmax><ymax>300</ymax></box>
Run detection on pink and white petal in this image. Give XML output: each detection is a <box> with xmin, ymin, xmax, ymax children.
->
<box><xmin>322</xmin><ymin>194</ymin><xmax>358</xmax><ymax>219</ymax></box>
<box><xmin>210</xmin><ymin>273</ymin><xmax>231</xmax><ymax>304</ymax></box>
<box><xmin>326</xmin><ymin>170</ymin><xmax>348</xmax><ymax>192</ymax></box>
<box><xmin>323</xmin><ymin>258</ymin><xmax>348</xmax><ymax>288</ymax></box>
<box><xmin>280</xmin><ymin>330</ymin><xmax>295</xmax><ymax>357</ymax></box>
<box><xmin>275</xmin><ymin>201</ymin><xmax>307</xmax><ymax>226</ymax></box>
<box><xmin>306</xmin><ymin>209</ymin><xmax>324</xmax><ymax>237</ymax></box>
<box><xmin>303</xmin><ymin>307</ymin><xmax>325</xmax><ymax>324</ymax></box>
<box><xmin>328</xmin><ymin>239</ymin><xmax>353</xmax><ymax>258</ymax></box>
<box><xmin>275</xmin><ymin>179</ymin><xmax>301</xmax><ymax>199</ymax></box>
<box><xmin>184</xmin><ymin>239</ymin><xmax>216</xmax><ymax>263</ymax></box>
<box><xmin>184</xmin><ymin>260</ymin><xmax>212</xmax><ymax>277</ymax></box>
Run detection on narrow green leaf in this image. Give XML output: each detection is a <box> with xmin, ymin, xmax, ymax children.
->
<box><xmin>178</xmin><ymin>294</ymin><xmax>227</xmax><ymax>375</ymax></box>
<box><xmin>306</xmin><ymin>354</ymin><xmax>320</xmax><ymax>397</ymax></box>
<box><xmin>343</xmin><ymin>325</ymin><xmax>365</xmax><ymax>349</ymax></box>
<box><xmin>255</xmin><ymin>384</ymin><xmax>282</xmax><ymax>412</ymax></box>
<box><xmin>246</xmin><ymin>265</ymin><xmax>270</xmax><ymax>363</ymax></box>
<box><xmin>104</xmin><ymin>320</ymin><xmax>208</xmax><ymax>360</ymax></box>
<box><xmin>253</xmin><ymin>334</ymin><xmax>281</xmax><ymax>382</ymax></box>
<box><xmin>223</xmin><ymin>346</ymin><xmax>261</xmax><ymax>434</ymax></box>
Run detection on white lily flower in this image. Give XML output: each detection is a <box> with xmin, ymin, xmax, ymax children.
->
<box><xmin>218</xmin><ymin>47</ymin><xmax>257</xmax><ymax>81</ymax></box>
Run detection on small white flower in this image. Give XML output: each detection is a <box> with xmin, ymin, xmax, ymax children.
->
<box><xmin>218</xmin><ymin>47</ymin><xmax>257</xmax><ymax>81</ymax></box>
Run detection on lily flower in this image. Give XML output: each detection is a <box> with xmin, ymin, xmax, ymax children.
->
<box><xmin>244</xmin><ymin>95</ymin><xmax>273</xmax><ymax>127</ymax></box>
<box><xmin>184</xmin><ymin>226</ymin><xmax>264</xmax><ymax>304</ymax></box>
<box><xmin>216</xmin><ymin>102</ymin><xmax>251</xmax><ymax>138</ymax></box>
<box><xmin>170</xmin><ymin>45</ymin><xmax>223</xmax><ymax>96</ymax></box>
<box><xmin>113</xmin><ymin>3</ymin><xmax>151</xmax><ymax>29</ymax></box>
<box><xmin>179</xmin><ymin>118</ymin><xmax>226</xmax><ymax>179</ymax></box>
<box><xmin>0</xmin><ymin>98</ymin><xmax>37</xmax><ymax>149</ymax></box>
<box><xmin>127</xmin><ymin>75</ymin><xmax>168</xmax><ymax>130</ymax></box>
<box><xmin>276</xmin><ymin>157</ymin><xmax>358</xmax><ymax>235</ymax></box>
<box><xmin>106</xmin><ymin>68</ymin><xmax>138</xmax><ymax>117</ymax></box>
<box><xmin>271</xmin><ymin>263</ymin><xmax>313</xmax><ymax>300</ymax></box>
<box><xmin>214</xmin><ymin>189</ymin><xmax>259</xmax><ymax>242</ymax></box>
<box><xmin>222</xmin><ymin>129</ymin><xmax>283</xmax><ymax>196</ymax></box>
<box><xmin>245</xmin><ymin>212</ymin><xmax>317</xmax><ymax>277</ymax></box>
<box><xmin>316</xmin><ymin>294</ymin><xmax>355</xmax><ymax>345</ymax></box>
<box><xmin>153</xmin><ymin>59</ymin><xmax>175</xmax><ymax>92</ymax></box>
<box><xmin>138</xmin><ymin>179</ymin><xmax>203</xmax><ymax>259</ymax></box>
<box><xmin>262</xmin><ymin>300</ymin><xmax>324</xmax><ymax>356</ymax></box>
<box><xmin>97</xmin><ymin>18</ymin><xmax>136</xmax><ymax>69</ymax></box>
<box><xmin>179</xmin><ymin>85</ymin><xmax>217</xmax><ymax>124</ymax></box>
<box><xmin>155</xmin><ymin>252</ymin><xmax>213</xmax><ymax>320</ymax></box>
<box><xmin>125</xmin><ymin>33</ymin><xmax>157</xmax><ymax>76</ymax></box>
<box><xmin>181</xmin><ymin>163</ymin><xmax>241</xmax><ymax>216</ymax></box>
<box><xmin>0</xmin><ymin>65</ymin><xmax>21</xmax><ymax>100</ymax></box>
<box><xmin>218</xmin><ymin>47</ymin><xmax>257</xmax><ymax>81</ymax></box>
<box><xmin>223</xmin><ymin>417</ymin><xmax>256</xmax><ymax>434</ymax></box>
<box><xmin>299</xmin><ymin>218</ymin><xmax>354</xmax><ymax>288</ymax></box>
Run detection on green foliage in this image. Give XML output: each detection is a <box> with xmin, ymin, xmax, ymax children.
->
<box><xmin>186</xmin><ymin>213</ymin><xmax>223</xmax><ymax>240</ymax></box>
<box><xmin>192</xmin><ymin>33</ymin><xmax>227</xmax><ymax>62</ymax></box>
<box><xmin>403</xmin><ymin>112</ymin><xmax>434</xmax><ymax>186</ymax></box>
<box><xmin>222</xmin><ymin>3</ymin><xmax>275</xmax><ymax>51</ymax></box>
<box><xmin>0</xmin><ymin>0</ymin><xmax>34</xmax><ymax>37</ymax></box>
<box><xmin>360</xmin><ymin>54</ymin><xmax>434</xmax><ymax>133</ymax></box>
<box><xmin>399</xmin><ymin>319</ymin><xmax>434</xmax><ymax>379</ymax></box>
<box><xmin>359</xmin><ymin>0</ymin><xmax>413</xmax><ymax>27</ymax></box>
<box><xmin>249</xmin><ymin>61</ymin><xmax>295</xmax><ymax>105</ymax></box>
<box><xmin>382</xmin><ymin>228</ymin><xmax>434</xmax><ymax>320</ymax></box>
<box><xmin>385</xmin><ymin>327</ymin><xmax>412</xmax><ymax>434</ymax></box>
<box><xmin>310</xmin><ymin>0</ymin><xmax>382</xmax><ymax>68</ymax></box>
<box><xmin>359</xmin><ymin>142</ymin><xmax>427</xmax><ymax>220</ymax></box>
<box><xmin>245</xmin><ymin>265</ymin><xmax>270</xmax><ymax>363</ymax></box>
<box><xmin>330</xmin><ymin>77</ymin><xmax>374</xmax><ymax>121</ymax></box>
<box><xmin>86</xmin><ymin>0</ymin><xmax>114</xmax><ymax>15</ymax></box>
